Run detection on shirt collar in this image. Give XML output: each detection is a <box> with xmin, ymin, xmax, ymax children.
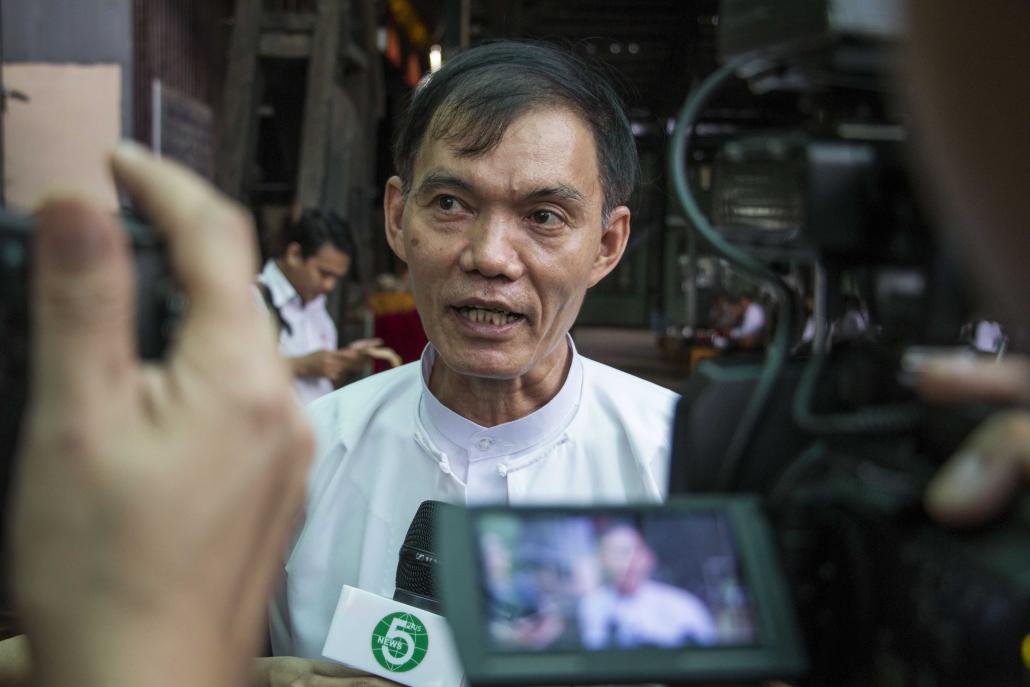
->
<box><xmin>419</xmin><ymin>335</ymin><xmax>583</xmax><ymax>460</ymax></box>
<box><xmin>259</xmin><ymin>259</ymin><xmax>325</xmax><ymax>311</ymax></box>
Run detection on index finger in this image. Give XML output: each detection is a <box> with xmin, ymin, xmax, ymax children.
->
<box><xmin>30</xmin><ymin>197</ymin><xmax>136</xmax><ymax>409</ymax></box>
<box><xmin>913</xmin><ymin>353</ymin><xmax>1030</xmax><ymax>404</ymax></box>
<box><xmin>345</xmin><ymin>338</ymin><xmax>384</xmax><ymax>350</ymax></box>
<box><xmin>309</xmin><ymin>660</ymin><xmax>400</xmax><ymax>684</ymax></box>
<box><xmin>108</xmin><ymin>142</ymin><xmax>261</xmax><ymax>337</ymax></box>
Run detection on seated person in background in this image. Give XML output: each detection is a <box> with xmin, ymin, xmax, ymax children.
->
<box><xmin>579</xmin><ymin>524</ymin><xmax>717</xmax><ymax>649</ymax></box>
<box><xmin>262</xmin><ymin>40</ymin><xmax>681</xmax><ymax>676</ymax></box>
<box><xmin>708</xmin><ymin>294</ymin><xmax>736</xmax><ymax>333</ymax></box>
<box><xmin>723</xmin><ymin>293</ymin><xmax>766</xmax><ymax>349</ymax></box>
<box><xmin>255</xmin><ymin>208</ymin><xmax>394</xmax><ymax>404</ymax></box>
<box><xmin>831</xmin><ymin>294</ymin><xmax>872</xmax><ymax>344</ymax></box>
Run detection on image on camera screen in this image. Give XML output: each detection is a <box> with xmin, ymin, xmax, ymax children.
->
<box><xmin>474</xmin><ymin>510</ymin><xmax>758</xmax><ymax>653</ymax></box>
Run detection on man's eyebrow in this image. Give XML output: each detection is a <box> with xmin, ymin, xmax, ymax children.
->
<box><xmin>413</xmin><ymin>172</ymin><xmax>586</xmax><ymax>205</ymax></box>
<box><xmin>525</xmin><ymin>184</ymin><xmax>585</xmax><ymax>204</ymax></box>
<box><xmin>413</xmin><ymin>170</ymin><xmax>475</xmax><ymax>196</ymax></box>
<box><xmin>318</xmin><ymin>265</ymin><xmax>347</xmax><ymax>278</ymax></box>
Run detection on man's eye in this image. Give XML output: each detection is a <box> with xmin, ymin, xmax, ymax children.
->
<box><xmin>436</xmin><ymin>195</ymin><xmax>460</xmax><ymax>212</ymax></box>
<box><xmin>530</xmin><ymin>209</ymin><xmax>563</xmax><ymax>226</ymax></box>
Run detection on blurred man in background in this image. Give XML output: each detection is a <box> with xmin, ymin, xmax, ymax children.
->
<box><xmin>255</xmin><ymin>208</ymin><xmax>392</xmax><ymax>404</ymax></box>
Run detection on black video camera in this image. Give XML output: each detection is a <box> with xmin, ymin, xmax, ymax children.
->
<box><xmin>667</xmin><ymin>2</ymin><xmax>1030</xmax><ymax>685</ymax></box>
<box><xmin>0</xmin><ymin>208</ymin><xmax>181</xmax><ymax>592</ymax></box>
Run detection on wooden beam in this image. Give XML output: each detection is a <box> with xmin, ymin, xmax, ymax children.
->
<box><xmin>259</xmin><ymin>32</ymin><xmax>312</xmax><ymax>57</ymax></box>
<box><xmin>343</xmin><ymin>41</ymin><xmax>368</xmax><ymax>72</ymax></box>
<box><xmin>295</xmin><ymin>0</ymin><xmax>345</xmax><ymax>209</ymax></box>
<box><xmin>216</xmin><ymin>0</ymin><xmax>262</xmax><ymax>199</ymax></box>
<box><xmin>261</xmin><ymin>12</ymin><xmax>318</xmax><ymax>32</ymax></box>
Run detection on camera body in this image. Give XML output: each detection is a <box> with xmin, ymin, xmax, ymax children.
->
<box><xmin>670</xmin><ymin>353</ymin><xmax>1030</xmax><ymax>686</ymax></box>
<box><xmin>438</xmin><ymin>498</ymin><xmax>808</xmax><ymax>686</ymax></box>
<box><xmin>0</xmin><ymin>209</ymin><xmax>181</xmax><ymax>559</ymax></box>
<box><xmin>667</xmin><ymin>2</ymin><xmax>1030</xmax><ymax>684</ymax></box>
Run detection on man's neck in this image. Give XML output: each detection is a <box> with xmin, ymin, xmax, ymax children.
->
<box><xmin>428</xmin><ymin>340</ymin><xmax>572</xmax><ymax>427</ymax></box>
<box><xmin>273</xmin><ymin>258</ymin><xmax>308</xmax><ymax>305</ymax></box>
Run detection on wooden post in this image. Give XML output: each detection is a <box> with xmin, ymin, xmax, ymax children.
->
<box><xmin>216</xmin><ymin>0</ymin><xmax>262</xmax><ymax>199</ymax></box>
<box><xmin>295</xmin><ymin>0</ymin><xmax>345</xmax><ymax>210</ymax></box>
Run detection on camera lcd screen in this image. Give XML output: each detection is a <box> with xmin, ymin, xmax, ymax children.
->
<box><xmin>474</xmin><ymin>509</ymin><xmax>757</xmax><ymax>653</ymax></box>
<box><xmin>438</xmin><ymin>498</ymin><xmax>807</xmax><ymax>686</ymax></box>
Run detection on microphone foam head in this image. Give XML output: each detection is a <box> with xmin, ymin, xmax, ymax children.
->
<box><xmin>396</xmin><ymin>500</ymin><xmax>446</xmax><ymax>600</ymax></box>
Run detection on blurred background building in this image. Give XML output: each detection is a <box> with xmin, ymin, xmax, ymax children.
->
<box><xmin>4</xmin><ymin>1</ymin><xmax>994</xmax><ymax>389</ymax></box>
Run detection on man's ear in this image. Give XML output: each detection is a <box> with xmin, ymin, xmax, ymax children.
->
<box><xmin>384</xmin><ymin>176</ymin><xmax>408</xmax><ymax>262</ymax></box>
<box><xmin>284</xmin><ymin>241</ymin><xmax>304</xmax><ymax>266</ymax></box>
<box><xmin>588</xmin><ymin>205</ymin><xmax>631</xmax><ymax>287</ymax></box>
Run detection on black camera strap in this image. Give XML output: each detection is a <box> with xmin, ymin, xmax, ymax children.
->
<box><xmin>255</xmin><ymin>281</ymin><xmax>293</xmax><ymax>337</ymax></box>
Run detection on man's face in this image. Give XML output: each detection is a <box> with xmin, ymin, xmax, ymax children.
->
<box><xmin>598</xmin><ymin>526</ymin><xmax>653</xmax><ymax>595</ymax></box>
<box><xmin>283</xmin><ymin>243</ymin><xmax>351</xmax><ymax>303</ymax></box>
<box><xmin>384</xmin><ymin>107</ymin><xmax>630</xmax><ymax>380</ymax></box>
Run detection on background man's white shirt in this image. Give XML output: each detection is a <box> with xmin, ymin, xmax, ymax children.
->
<box><xmin>729</xmin><ymin>302</ymin><xmax>766</xmax><ymax>340</ymax></box>
<box><xmin>256</xmin><ymin>260</ymin><xmax>337</xmax><ymax>405</ymax></box>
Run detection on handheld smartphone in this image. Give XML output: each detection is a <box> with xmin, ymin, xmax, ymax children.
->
<box><xmin>437</xmin><ymin>497</ymin><xmax>807</xmax><ymax>686</ymax></box>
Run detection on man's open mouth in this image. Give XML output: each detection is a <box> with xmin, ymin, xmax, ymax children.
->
<box><xmin>454</xmin><ymin>305</ymin><xmax>524</xmax><ymax>326</ymax></box>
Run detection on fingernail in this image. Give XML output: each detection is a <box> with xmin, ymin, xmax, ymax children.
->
<box><xmin>36</xmin><ymin>201</ymin><xmax>114</xmax><ymax>272</ymax></box>
<box><xmin>926</xmin><ymin>451</ymin><xmax>986</xmax><ymax>508</ymax></box>
<box><xmin>111</xmin><ymin>139</ymin><xmax>149</xmax><ymax>163</ymax></box>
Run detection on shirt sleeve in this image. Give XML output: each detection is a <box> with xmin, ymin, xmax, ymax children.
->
<box><xmin>730</xmin><ymin>304</ymin><xmax>765</xmax><ymax>338</ymax></box>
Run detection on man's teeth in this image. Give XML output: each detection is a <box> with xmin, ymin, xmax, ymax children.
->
<box><xmin>458</xmin><ymin>306</ymin><xmax>521</xmax><ymax>325</ymax></box>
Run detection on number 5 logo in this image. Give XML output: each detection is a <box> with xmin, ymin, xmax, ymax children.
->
<box><xmin>371</xmin><ymin>612</ymin><xmax>430</xmax><ymax>672</ymax></box>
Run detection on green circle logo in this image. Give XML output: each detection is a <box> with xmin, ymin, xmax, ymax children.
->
<box><xmin>371</xmin><ymin>612</ymin><xmax>429</xmax><ymax>672</ymax></box>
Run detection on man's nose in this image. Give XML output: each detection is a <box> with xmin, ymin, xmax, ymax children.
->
<box><xmin>459</xmin><ymin>213</ymin><xmax>525</xmax><ymax>281</ymax></box>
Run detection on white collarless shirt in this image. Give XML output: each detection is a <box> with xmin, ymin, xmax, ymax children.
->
<box><xmin>255</xmin><ymin>259</ymin><xmax>337</xmax><ymax>405</ymax></box>
<box><xmin>417</xmin><ymin>339</ymin><xmax>584</xmax><ymax>504</ymax></box>
<box><xmin>270</xmin><ymin>339</ymin><xmax>680</xmax><ymax>660</ymax></box>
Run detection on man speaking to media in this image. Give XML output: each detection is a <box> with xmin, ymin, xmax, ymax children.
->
<box><xmin>261</xmin><ymin>40</ymin><xmax>680</xmax><ymax>679</ymax></box>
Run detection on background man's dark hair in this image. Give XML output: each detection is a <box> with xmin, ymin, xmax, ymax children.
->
<box><xmin>392</xmin><ymin>40</ymin><xmax>640</xmax><ymax>223</ymax></box>
<box><xmin>282</xmin><ymin>208</ymin><xmax>357</xmax><ymax>260</ymax></box>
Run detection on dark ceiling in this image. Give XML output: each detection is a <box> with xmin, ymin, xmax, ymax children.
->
<box><xmin>466</xmin><ymin>0</ymin><xmax>721</xmax><ymax>120</ymax></box>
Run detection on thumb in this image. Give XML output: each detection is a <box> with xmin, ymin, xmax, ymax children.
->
<box><xmin>309</xmin><ymin>659</ymin><xmax>399</xmax><ymax>684</ymax></box>
<box><xmin>31</xmin><ymin>197</ymin><xmax>135</xmax><ymax>410</ymax></box>
<box><xmin>912</xmin><ymin>352</ymin><xmax>1030</xmax><ymax>405</ymax></box>
<box><xmin>925</xmin><ymin>410</ymin><xmax>1030</xmax><ymax>526</ymax></box>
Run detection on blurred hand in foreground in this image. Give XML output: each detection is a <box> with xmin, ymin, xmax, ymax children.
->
<box><xmin>915</xmin><ymin>353</ymin><xmax>1030</xmax><ymax>527</ymax></box>
<box><xmin>9</xmin><ymin>142</ymin><xmax>313</xmax><ymax>687</ymax></box>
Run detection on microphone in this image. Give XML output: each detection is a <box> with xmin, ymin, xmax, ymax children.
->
<box><xmin>322</xmin><ymin>501</ymin><xmax>464</xmax><ymax>687</ymax></box>
<box><xmin>395</xmin><ymin>500</ymin><xmax>443</xmax><ymax>614</ymax></box>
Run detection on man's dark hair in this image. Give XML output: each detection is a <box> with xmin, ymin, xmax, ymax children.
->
<box><xmin>282</xmin><ymin>208</ymin><xmax>356</xmax><ymax>259</ymax></box>
<box><xmin>392</xmin><ymin>40</ymin><xmax>640</xmax><ymax>222</ymax></box>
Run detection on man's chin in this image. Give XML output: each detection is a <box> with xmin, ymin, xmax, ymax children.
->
<box><xmin>443</xmin><ymin>360</ymin><xmax>525</xmax><ymax>381</ymax></box>
<box><xmin>435</xmin><ymin>348</ymin><xmax>527</xmax><ymax>381</ymax></box>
